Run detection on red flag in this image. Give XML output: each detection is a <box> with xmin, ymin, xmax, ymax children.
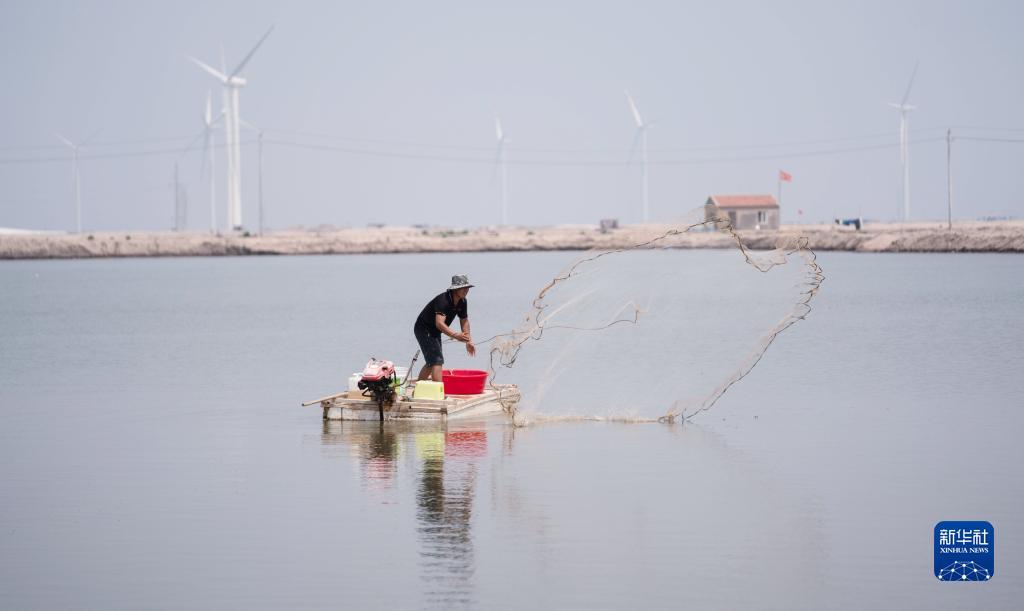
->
<box><xmin>779</xmin><ymin>170</ymin><xmax>792</xmax><ymax>182</ymax></box>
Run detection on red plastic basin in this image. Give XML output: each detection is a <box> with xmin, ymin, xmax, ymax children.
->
<box><xmin>442</xmin><ymin>369</ymin><xmax>488</xmax><ymax>395</ymax></box>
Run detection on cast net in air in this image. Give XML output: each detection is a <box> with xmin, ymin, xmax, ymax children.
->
<box><xmin>485</xmin><ymin>206</ymin><xmax>825</xmax><ymax>424</ymax></box>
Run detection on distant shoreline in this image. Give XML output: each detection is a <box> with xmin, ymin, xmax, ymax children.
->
<box><xmin>1</xmin><ymin>221</ymin><xmax>1022</xmax><ymax>260</ymax></box>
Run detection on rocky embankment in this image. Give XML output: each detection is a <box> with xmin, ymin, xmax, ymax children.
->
<box><xmin>1</xmin><ymin>221</ymin><xmax>1022</xmax><ymax>259</ymax></box>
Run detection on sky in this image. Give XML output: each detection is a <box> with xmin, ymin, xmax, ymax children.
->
<box><xmin>1</xmin><ymin>0</ymin><xmax>1022</xmax><ymax>232</ymax></box>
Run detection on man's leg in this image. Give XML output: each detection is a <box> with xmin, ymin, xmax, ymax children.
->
<box><xmin>428</xmin><ymin>335</ymin><xmax>444</xmax><ymax>382</ymax></box>
<box><xmin>414</xmin><ymin>327</ymin><xmax>435</xmax><ymax>381</ymax></box>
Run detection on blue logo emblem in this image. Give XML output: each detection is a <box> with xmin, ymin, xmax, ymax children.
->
<box><xmin>934</xmin><ymin>521</ymin><xmax>993</xmax><ymax>581</ymax></box>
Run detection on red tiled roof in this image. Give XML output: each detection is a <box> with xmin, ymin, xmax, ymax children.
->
<box><xmin>707</xmin><ymin>195</ymin><xmax>779</xmax><ymax>209</ymax></box>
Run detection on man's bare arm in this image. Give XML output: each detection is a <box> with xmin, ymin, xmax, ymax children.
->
<box><xmin>436</xmin><ymin>313</ymin><xmax>469</xmax><ymax>342</ymax></box>
<box><xmin>460</xmin><ymin>318</ymin><xmax>475</xmax><ymax>356</ymax></box>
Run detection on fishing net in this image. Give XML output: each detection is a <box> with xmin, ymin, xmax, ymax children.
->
<box><xmin>485</xmin><ymin>206</ymin><xmax>824</xmax><ymax>424</ymax></box>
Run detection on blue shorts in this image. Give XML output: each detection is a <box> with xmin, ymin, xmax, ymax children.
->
<box><xmin>414</xmin><ymin>325</ymin><xmax>444</xmax><ymax>366</ymax></box>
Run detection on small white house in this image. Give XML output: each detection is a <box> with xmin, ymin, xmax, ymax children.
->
<box><xmin>704</xmin><ymin>195</ymin><xmax>780</xmax><ymax>230</ymax></box>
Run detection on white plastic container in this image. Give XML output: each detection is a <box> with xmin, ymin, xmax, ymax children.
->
<box><xmin>394</xmin><ymin>367</ymin><xmax>410</xmax><ymax>398</ymax></box>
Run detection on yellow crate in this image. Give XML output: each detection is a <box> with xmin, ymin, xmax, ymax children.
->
<box><xmin>412</xmin><ymin>380</ymin><xmax>445</xmax><ymax>400</ymax></box>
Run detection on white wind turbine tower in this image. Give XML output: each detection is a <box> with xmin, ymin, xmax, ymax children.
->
<box><xmin>889</xmin><ymin>62</ymin><xmax>918</xmax><ymax>222</ymax></box>
<box><xmin>625</xmin><ymin>90</ymin><xmax>650</xmax><ymax>223</ymax></box>
<box><xmin>493</xmin><ymin>115</ymin><xmax>509</xmax><ymax>225</ymax></box>
<box><xmin>187</xmin><ymin>26</ymin><xmax>274</xmax><ymax>231</ymax></box>
<box><xmin>201</xmin><ymin>91</ymin><xmax>220</xmax><ymax>233</ymax></box>
<box><xmin>55</xmin><ymin>130</ymin><xmax>99</xmax><ymax>233</ymax></box>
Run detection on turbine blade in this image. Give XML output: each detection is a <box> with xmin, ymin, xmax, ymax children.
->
<box><xmin>187</xmin><ymin>56</ymin><xmax>228</xmax><ymax>82</ymax></box>
<box><xmin>229</xmin><ymin>26</ymin><xmax>274</xmax><ymax>78</ymax></box>
<box><xmin>495</xmin><ymin>116</ymin><xmax>503</xmax><ymax>142</ymax></box>
<box><xmin>55</xmin><ymin>133</ymin><xmax>75</xmax><ymax>149</ymax></box>
<box><xmin>205</xmin><ymin>91</ymin><xmax>213</xmax><ymax>125</ymax></box>
<box><xmin>80</xmin><ymin>128</ymin><xmax>102</xmax><ymax>147</ymax></box>
<box><xmin>239</xmin><ymin>117</ymin><xmax>257</xmax><ymax>131</ymax></box>
<box><xmin>624</xmin><ymin>89</ymin><xmax>644</xmax><ymax>128</ymax></box>
<box><xmin>900</xmin><ymin>61</ymin><xmax>919</xmax><ymax>106</ymax></box>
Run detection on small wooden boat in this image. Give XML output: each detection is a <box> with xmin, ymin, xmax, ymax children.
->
<box><xmin>302</xmin><ymin>383</ymin><xmax>520</xmax><ymax>421</ymax></box>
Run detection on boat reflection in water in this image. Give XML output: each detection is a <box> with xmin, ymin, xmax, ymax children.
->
<box><xmin>320</xmin><ymin>419</ymin><xmax>497</xmax><ymax>607</ymax></box>
<box><xmin>415</xmin><ymin>427</ymin><xmax>485</xmax><ymax>606</ymax></box>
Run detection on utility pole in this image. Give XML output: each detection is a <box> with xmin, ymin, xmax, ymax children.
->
<box><xmin>258</xmin><ymin>131</ymin><xmax>265</xmax><ymax>236</ymax></box>
<box><xmin>174</xmin><ymin>162</ymin><xmax>180</xmax><ymax>231</ymax></box>
<box><xmin>946</xmin><ymin>128</ymin><xmax>953</xmax><ymax>231</ymax></box>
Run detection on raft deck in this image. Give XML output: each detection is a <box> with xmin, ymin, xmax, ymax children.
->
<box><xmin>302</xmin><ymin>383</ymin><xmax>520</xmax><ymax>421</ymax></box>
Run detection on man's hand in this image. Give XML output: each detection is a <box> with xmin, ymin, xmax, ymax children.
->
<box><xmin>452</xmin><ymin>331</ymin><xmax>470</xmax><ymax>343</ymax></box>
<box><xmin>466</xmin><ymin>342</ymin><xmax>476</xmax><ymax>357</ymax></box>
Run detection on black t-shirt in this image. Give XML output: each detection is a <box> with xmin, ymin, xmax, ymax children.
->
<box><xmin>415</xmin><ymin>290</ymin><xmax>468</xmax><ymax>336</ymax></box>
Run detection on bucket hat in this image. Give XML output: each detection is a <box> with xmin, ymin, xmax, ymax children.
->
<box><xmin>448</xmin><ymin>274</ymin><xmax>474</xmax><ymax>290</ymax></box>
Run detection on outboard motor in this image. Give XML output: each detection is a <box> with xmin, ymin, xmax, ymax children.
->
<box><xmin>357</xmin><ymin>358</ymin><xmax>397</xmax><ymax>421</ymax></box>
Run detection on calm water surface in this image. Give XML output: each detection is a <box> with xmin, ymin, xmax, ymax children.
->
<box><xmin>1</xmin><ymin>251</ymin><xmax>1022</xmax><ymax>609</ymax></box>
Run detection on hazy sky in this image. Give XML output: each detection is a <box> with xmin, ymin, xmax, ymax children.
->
<box><xmin>1</xmin><ymin>0</ymin><xmax>1022</xmax><ymax>231</ymax></box>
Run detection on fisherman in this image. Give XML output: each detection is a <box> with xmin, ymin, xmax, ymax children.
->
<box><xmin>414</xmin><ymin>274</ymin><xmax>476</xmax><ymax>382</ymax></box>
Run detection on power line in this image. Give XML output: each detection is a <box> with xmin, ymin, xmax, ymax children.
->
<box><xmin>1</xmin><ymin>124</ymin><xmax>1021</xmax><ymax>157</ymax></box>
<box><xmin>264</xmin><ymin>136</ymin><xmax>949</xmax><ymax>167</ymax></box>
<box><xmin>956</xmin><ymin>136</ymin><xmax>1024</xmax><ymax>143</ymax></box>
<box><xmin>0</xmin><ymin>135</ymin><xmax>196</xmax><ymax>152</ymax></box>
<box><xmin>260</xmin><ymin>127</ymin><xmax>496</xmax><ymax>153</ymax></box>
<box><xmin>0</xmin><ymin>139</ymin><xmax>256</xmax><ymax>165</ymax></box>
<box><xmin>1</xmin><ymin>130</ymin><xmax>1019</xmax><ymax>168</ymax></box>
<box><xmin>261</xmin><ymin>126</ymin><xmax>927</xmax><ymax>154</ymax></box>
<box><xmin>949</xmin><ymin>125</ymin><xmax>1024</xmax><ymax>133</ymax></box>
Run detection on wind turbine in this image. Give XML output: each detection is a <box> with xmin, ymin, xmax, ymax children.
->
<box><xmin>187</xmin><ymin>26</ymin><xmax>274</xmax><ymax>231</ymax></box>
<box><xmin>55</xmin><ymin>130</ymin><xmax>99</xmax><ymax>233</ymax></box>
<box><xmin>182</xmin><ymin>92</ymin><xmax>222</xmax><ymax>232</ymax></box>
<box><xmin>201</xmin><ymin>91</ymin><xmax>220</xmax><ymax>233</ymax></box>
<box><xmin>493</xmin><ymin>115</ymin><xmax>508</xmax><ymax>225</ymax></box>
<box><xmin>889</xmin><ymin>62</ymin><xmax>918</xmax><ymax>222</ymax></box>
<box><xmin>625</xmin><ymin>90</ymin><xmax>650</xmax><ymax>223</ymax></box>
